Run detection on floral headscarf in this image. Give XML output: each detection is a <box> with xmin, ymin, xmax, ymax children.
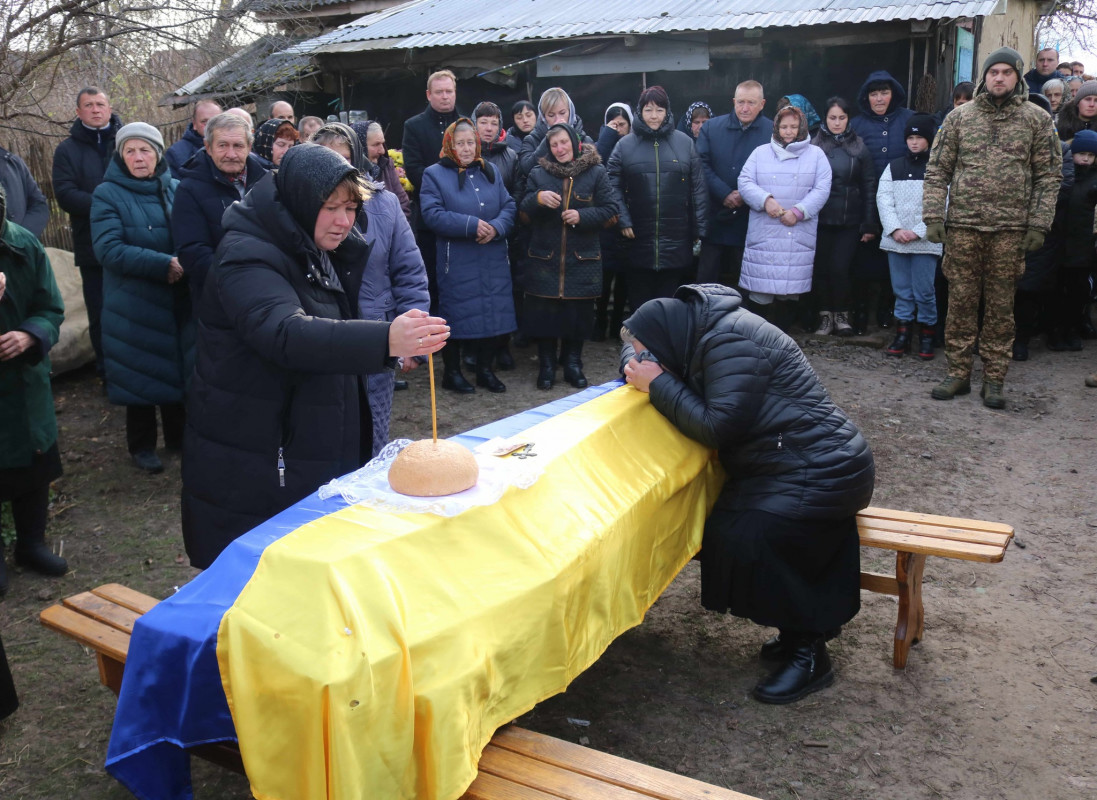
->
<box><xmin>772</xmin><ymin>106</ymin><xmax>808</xmax><ymax>148</ymax></box>
<box><xmin>438</xmin><ymin>118</ymin><xmax>495</xmax><ymax>186</ymax></box>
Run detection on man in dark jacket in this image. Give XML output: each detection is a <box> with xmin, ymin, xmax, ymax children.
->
<box><xmin>1024</xmin><ymin>48</ymin><xmax>1060</xmax><ymax>94</ymax></box>
<box><xmin>621</xmin><ymin>283</ymin><xmax>874</xmax><ymax>705</ymax></box>
<box><xmin>402</xmin><ymin>69</ymin><xmax>463</xmax><ymax>312</ymax></box>
<box><xmin>171</xmin><ymin>112</ymin><xmax>267</xmax><ymax>311</ymax></box>
<box><xmin>695</xmin><ymin>80</ymin><xmax>771</xmax><ymax>287</ymax></box>
<box><xmin>164</xmin><ymin>100</ymin><xmax>222</xmax><ymax>175</ymax></box>
<box><xmin>0</xmin><ymin>146</ymin><xmax>49</xmax><ymax>238</ymax></box>
<box><xmin>52</xmin><ymin>87</ymin><xmax>122</xmax><ymax>376</ymax></box>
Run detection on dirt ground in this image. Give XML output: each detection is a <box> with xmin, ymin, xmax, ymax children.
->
<box><xmin>1</xmin><ymin>325</ymin><xmax>1096</xmax><ymax>800</ymax></box>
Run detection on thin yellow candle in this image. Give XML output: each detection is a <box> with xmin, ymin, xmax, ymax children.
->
<box><xmin>427</xmin><ymin>354</ymin><xmax>438</xmax><ymax>443</ymax></box>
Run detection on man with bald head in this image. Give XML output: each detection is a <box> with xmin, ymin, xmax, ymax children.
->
<box><xmin>226</xmin><ymin>107</ymin><xmax>254</xmax><ymax>131</ymax></box>
<box><xmin>165</xmin><ymin>99</ymin><xmax>221</xmax><ymax>174</ymax></box>
<box><xmin>269</xmin><ymin>100</ymin><xmax>295</xmax><ymax>124</ymax></box>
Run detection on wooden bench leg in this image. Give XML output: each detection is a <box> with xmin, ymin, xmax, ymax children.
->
<box><xmin>892</xmin><ymin>551</ymin><xmax>926</xmax><ymax>669</ymax></box>
<box><xmin>97</xmin><ymin>653</ymin><xmax>126</xmax><ymax>696</ymax></box>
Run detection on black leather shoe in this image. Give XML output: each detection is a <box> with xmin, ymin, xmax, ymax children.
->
<box><xmin>394</xmin><ymin>379</ymin><xmax>409</xmax><ymax>391</ymax></box>
<box><xmin>131</xmin><ymin>450</ymin><xmax>164</xmax><ymax>474</ymax></box>
<box><xmin>442</xmin><ymin>370</ymin><xmax>475</xmax><ymax>394</ymax></box>
<box><xmin>753</xmin><ymin>638</ymin><xmax>834</xmax><ymax>704</ymax></box>
<box><xmin>476</xmin><ymin>370</ymin><xmax>506</xmax><ymax>393</ymax></box>
<box><xmin>536</xmin><ymin>364</ymin><xmax>554</xmax><ymax>390</ymax></box>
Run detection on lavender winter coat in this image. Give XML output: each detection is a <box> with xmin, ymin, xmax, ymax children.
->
<box><xmin>738</xmin><ymin>137</ymin><xmax>831</xmax><ymax>296</ymax></box>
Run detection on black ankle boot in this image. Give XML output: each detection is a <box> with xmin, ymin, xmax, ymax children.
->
<box><xmin>759</xmin><ymin>628</ymin><xmax>841</xmax><ymax>662</ymax></box>
<box><xmin>495</xmin><ymin>334</ymin><xmax>515</xmax><ymax>370</ymax></box>
<box><xmin>562</xmin><ymin>339</ymin><xmax>588</xmax><ymax>388</ymax></box>
<box><xmin>14</xmin><ymin>537</ymin><xmax>68</xmax><ymax>577</ymax></box>
<box><xmin>886</xmin><ymin>321</ymin><xmax>912</xmax><ymax>356</ymax></box>
<box><xmin>917</xmin><ymin>326</ymin><xmax>935</xmax><ymax>360</ymax></box>
<box><xmin>851</xmin><ymin>304</ymin><xmax>869</xmax><ymax>336</ymax></box>
<box><xmin>753</xmin><ymin>636</ymin><xmax>834</xmax><ymax>704</ymax></box>
<box><xmin>442</xmin><ymin>347</ymin><xmax>474</xmax><ymax>393</ymax></box>
<box><xmin>475</xmin><ymin>339</ymin><xmax>506</xmax><ymax>393</ymax></box>
<box><xmin>536</xmin><ymin>339</ymin><xmax>556</xmax><ymax>390</ymax></box>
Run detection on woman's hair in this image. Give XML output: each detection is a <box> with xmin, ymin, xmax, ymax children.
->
<box><xmin>1042</xmin><ymin>79</ymin><xmax>1066</xmax><ymax>96</ymax></box>
<box><xmin>453</xmin><ymin>118</ymin><xmax>476</xmax><ymax>136</ymax></box>
<box><xmin>637</xmin><ymin>85</ymin><xmax>670</xmax><ymax>111</ymax></box>
<box><xmin>511</xmin><ymin>99</ymin><xmax>535</xmax><ymax>117</ymax></box>
<box><xmin>366</xmin><ymin>121</ymin><xmax>383</xmax><ymax>138</ymax></box>
<box><xmin>538</xmin><ymin>87</ymin><xmax>571</xmax><ymax>116</ymax></box>
<box><xmin>823</xmin><ymin>96</ymin><xmax>853</xmax><ymax>119</ymax></box>
<box><xmin>329</xmin><ymin>172</ymin><xmax>370</xmax><ymax>206</ymax></box>
<box><xmin>473</xmin><ymin>101</ymin><xmax>502</xmax><ymax>122</ymax></box>
<box><xmin>605</xmin><ymin>105</ymin><xmax>630</xmax><ymax>124</ymax></box>
<box><xmin>691</xmin><ymin>106</ymin><xmax>710</xmax><ymax>121</ymax></box>
<box><xmin>274</xmin><ymin>120</ymin><xmax>299</xmax><ymax>142</ymax></box>
<box><xmin>310</xmin><ymin>128</ymin><xmax>352</xmax><ymax>150</ymax></box>
<box><xmin>953</xmin><ymin>81</ymin><xmax>975</xmax><ymax>101</ymax></box>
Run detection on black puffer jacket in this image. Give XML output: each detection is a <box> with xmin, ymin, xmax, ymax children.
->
<box><xmin>51</xmin><ymin>114</ymin><xmax>124</xmax><ymax>266</ymax></box>
<box><xmin>483</xmin><ymin>138</ymin><xmax>518</xmax><ymax>196</ymax></box>
<box><xmin>607</xmin><ymin>114</ymin><xmax>707</xmax><ymax>271</ymax></box>
<box><xmin>811</xmin><ymin>127</ymin><xmax>879</xmax><ymax>233</ymax></box>
<box><xmin>181</xmin><ymin>168</ymin><xmax>390</xmax><ymax>569</ymax></box>
<box><xmin>520</xmin><ymin>144</ymin><xmax>617</xmax><ymax>299</ymax></box>
<box><xmin>622</xmin><ymin>284</ymin><xmax>875</xmax><ymax>520</ymax></box>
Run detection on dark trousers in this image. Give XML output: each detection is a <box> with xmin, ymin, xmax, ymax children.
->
<box><xmin>813</xmin><ymin>226</ymin><xmax>859</xmax><ymax>311</ymax></box>
<box><xmin>0</xmin><ymin>633</ymin><xmax>16</xmax><ymax>721</ymax></box>
<box><xmin>0</xmin><ymin>483</ymin><xmax>49</xmax><ymax>547</ymax></box>
<box><xmin>126</xmin><ymin>404</ymin><xmax>185</xmax><ymax>454</ymax></box>
<box><xmin>78</xmin><ymin>263</ymin><xmax>105</xmax><ymax>376</ymax></box>
<box><xmin>696</xmin><ymin>242</ymin><xmax>744</xmax><ymax>287</ymax></box>
<box><xmin>626</xmin><ymin>268</ymin><xmax>689</xmax><ymax>314</ymax></box>
<box><xmin>1054</xmin><ymin>269</ymin><xmax>1091</xmax><ymax>331</ymax></box>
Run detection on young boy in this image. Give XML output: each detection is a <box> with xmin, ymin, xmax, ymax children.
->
<box><xmin>877</xmin><ymin>114</ymin><xmax>943</xmax><ymax>358</ymax></box>
<box><xmin>1051</xmin><ymin>128</ymin><xmax>1097</xmax><ymax>351</ymax></box>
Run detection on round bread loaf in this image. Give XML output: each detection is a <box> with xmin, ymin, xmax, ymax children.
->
<box><xmin>388</xmin><ymin>439</ymin><xmax>479</xmax><ymax>497</ymax></box>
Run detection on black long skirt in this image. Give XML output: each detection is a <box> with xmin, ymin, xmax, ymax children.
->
<box><xmin>0</xmin><ymin>633</ymin><xmax>17</xmax><ymax>721</ymax></box>
<box><xmin>700</xmin><ymin>508</ymin><xmax>861</xmax><ymax>633</ymax></box>
<box><xmin>520</xmin><ymin>295</ymin><xmax>594</xmax><ymax>339</ymax></box>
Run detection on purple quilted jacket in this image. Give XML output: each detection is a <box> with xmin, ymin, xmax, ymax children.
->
<box><xmin>738</xmin><ymin>137</ymin><xmax>832</xmax><ymax>296</ymax></box>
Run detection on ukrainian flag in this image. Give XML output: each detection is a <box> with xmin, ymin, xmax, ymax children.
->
<box><xmin>106</xmin><ymin>382</ymin><xmax>724</xmax><ymax>800</ymax></box>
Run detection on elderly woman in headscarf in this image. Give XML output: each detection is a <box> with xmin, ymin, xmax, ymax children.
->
<box><xmin>311</xmin><ymin>121</ymin><xmax>430</xmax><ymax>455</ymax></box>
<box><xmin>252</xmin><ymin>117</ymin><xmax>298</xmax><ymax>169</ymax></box>
<box><xmin>181</xmin><ymin>144</ymin><xmax>448</xmax><ymax>568</ymax></box>
<box><xmin>619</xmin><ymin>283</ymin><xmax>875</xmax><ymax>705</ymax></box>
<box><xmin>0</xmin><ymin>182</ymin><xmax>68</xmax><ymax>597</ymax></box>
<box><xmin>420</xmin><ymin>118</ymin><xmax>516</xmax><ymax>394</ymax></box>
<box><xmin>737</xmin><ymin>106</ymin><xmax>832</xmax><ymax>330</ymax></box>
<box><xmin>521</xmin><ymin>123</ymin><xmax>617</xmax><ymax>390</ymax></box>
<box><xmin>350</xmin><ymin>120</ymin><xmax>412</xmax><ymax>223</ymax></box>
<box><xmin>677</xmin><ymin>101</ymin><xmax>713</xmax><ymax>142</ymax></box>
<box><xmin>90</xmin><ymin>122</ymin><xmax>191</xmax><ymax>475</ymax></box>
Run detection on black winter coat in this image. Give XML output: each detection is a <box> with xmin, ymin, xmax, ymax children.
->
<box><xmin>181</xmin><ymin>172</ymin><xmax>391</xmax><ymax>569</ymax></box>
<box><xmin>810</xmin><ymin>128</ymin><xmax>879</xmax><ymax>232</ymax></box>
<box><xmin>482</xmin><ymin>139</ymin><xmax>518</xmax><ymax>196</ymax></box>
<box><xmin>0</xmin><ymin>146</ymin><xmax>49</xmax><ymax>237</ymax></box>
<box><xmin>171</xmin><ymin>150</ymin><xmax>268</xmax><ymax>306</ymax></box>
<box><xmin>623</xmin><ymin>284</ymin><xmax>875</xmax><ymax>520</ymax></box>
<box><xmin>520</xmin><ymin>145</ymin><xmax>617</xmax><ymax>299</ymax></box>
<box><xmin>52</xmin><ymin>114</ymin><xmax>123</xmax><ymax>266</ymax></box>
<box><xmin>1061</xmin><ymin>161</ymin><xmax>1097</xmax><ymax>271</ymax></box>
<box><xmin>607</xmin><ymin>115</ymin><xmax>707</xmax><ymax>271</ymax></box>
<box><xmin>400</xmin><ymin>105</ymin><xmax>462</xmax><ymax>197</ymax></box>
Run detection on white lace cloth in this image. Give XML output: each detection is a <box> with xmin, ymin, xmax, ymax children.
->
<box><xmin>317</xmin><ymin>438</ymin><xmax>543</xmax><ymax>516</ymax></box>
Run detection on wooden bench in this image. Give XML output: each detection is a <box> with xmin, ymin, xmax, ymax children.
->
<box><xmin>40</xmin><ymin>584</ymin><xmax>758</xmax><ymax>800</ymax></box>
<box><xmin>856</xmin><ymin>506</ymin><xmax>1014</xmax><ymax>668</ymax></box>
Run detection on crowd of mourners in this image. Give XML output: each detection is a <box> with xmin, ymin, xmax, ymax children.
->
<box><xmin>1</xmin><ymin>45</ymin><xmax>1095</xmax><ymax>711</ymax></box>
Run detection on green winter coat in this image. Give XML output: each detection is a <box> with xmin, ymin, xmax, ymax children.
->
<box><xmin>923</xmin><ymin>75</ymin><xmax>1061</xmax><ymax>233</ymax></box>
<box><xmin>0</xmin><ymin>219</ymin><xmax>64</xmax><ymax>469</ymax></box>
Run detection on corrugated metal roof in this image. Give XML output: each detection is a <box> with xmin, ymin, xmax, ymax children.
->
<box><xmin>289</xmin><ymin>0</ymin><xmax>1001</xmax><ymax>54</ymax></box>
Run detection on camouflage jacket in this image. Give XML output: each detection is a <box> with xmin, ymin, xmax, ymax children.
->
<box><xmin>923</xmin><ymin>92</ymin><xmax>1062</xmax><ymax>232</ymax></box>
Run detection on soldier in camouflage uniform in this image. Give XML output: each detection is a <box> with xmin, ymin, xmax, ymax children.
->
<box><xmin>923</xmin><ymin>46</ymin><xmax>1061</xmax><ymax>408</ymax></box>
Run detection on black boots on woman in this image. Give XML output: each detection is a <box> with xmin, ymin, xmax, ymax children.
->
<box><xmin>754</xmin><ymin>631</ymin><xmax>835</xmax><ymax>704</ymax></box>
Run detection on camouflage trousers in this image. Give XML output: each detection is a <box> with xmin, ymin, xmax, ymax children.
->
<box><xmin>941</xmin><ymin>227</ymin><xmax>1025</xmax><ymax>383</ymax></box>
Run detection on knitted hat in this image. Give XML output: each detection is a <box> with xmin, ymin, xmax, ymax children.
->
<box><xmin>904</xmin><ymin>114</ymin><xmax>937</xmax><ymax>146</ymax></box>
<box><xmin>981</xmin><ymin>46</ymin><xmax>1025</xmax><ymax>80</ymax></box>
<box><xmin>115</xmin><ymin>122</ymin><xmax>164</xmax><ymax>159</ymax></box>
<box><xmin>1073</xmin><ymin>80</ymin><xmax>1097</xmax><ymax>103</ymax></box>
<box><xmin>1072</xmin><ymin>129</ymin><xmax>1097</xmax><ymax>155</ymax></box>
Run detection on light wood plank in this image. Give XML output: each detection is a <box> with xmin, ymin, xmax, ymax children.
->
<box><xmin>491</xmin><ymin>727</ymin><xmax>758</xmax><ymax>800</ymax></box>
<box><xmin>91</xmin><ymin>583</ymin><xmax>159</xmax><ymax>615</ymax></box>
<box><xmin>859</xmin><ymin>530</ymin><xmax>1007</xmax><ymax>562</ymax></box>
<box><xmin>859</xmin><ymin>507</ymin><xmax>1014</xmax><ymax>536</ymax></box>
<box><xmin>859</xmin><ymin>520</ymin><xmax>1012</xmax><ymax>548</ymax></box>
<box><xmin>463</xmin><ymin>770</ymin><xmax>569</xmax><ymax>800</ymax></box>
<box><xmin>478</xmin><ymin>746</ymin><xmax>651</xmax><ymax>800</ymax></box>
<box><xmin>860</xmin><ymin>571</ymin><xmax>899</xmax><ymax>596</ymax></box>
<box><xmin>63</xmin><ymin>592</ymin><xmax>143</xmax><ymax>634</ymax></box>
<box><xmin>40</xmin><ymin>604</ymin><xmax>132</xmax><ymax>663</ymax></box>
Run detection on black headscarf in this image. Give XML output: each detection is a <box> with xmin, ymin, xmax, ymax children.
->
<box><xmin>275</xmin><ymin>143</ymin><xmax>360</xmax><ymax>239</ymax></box>
<box><xmin>623</xmin><ymin>297</ymin><xmax>695</xmax><ymax>379</ymax></box>
<box><xmin>545</xmin><ymin>123</ymin><xmax>581</xmax><ymax>163</ymax></box>
<box><xmin>253</xmin><ymin>118</ymin><xmax>297</xmax><ymax>164</ymax></box>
